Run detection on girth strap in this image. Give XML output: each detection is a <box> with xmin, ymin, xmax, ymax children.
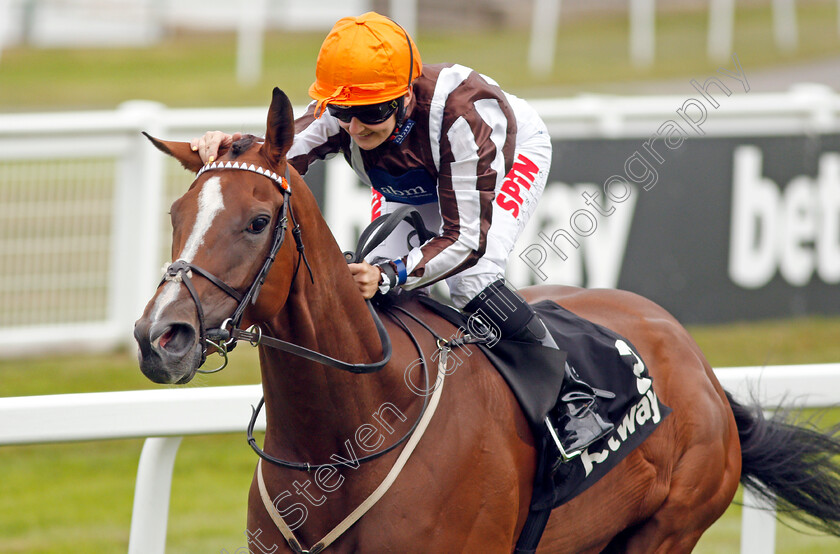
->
<box><xmin>513</xmin><ymin>507</ymin><xmax>552</xmax><ymax>554</ymax></box>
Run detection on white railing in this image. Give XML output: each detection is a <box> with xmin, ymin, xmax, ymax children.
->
<box><xmin>1</xmin><ymin>364</ymin><xmax>839</xmax><ymax>553</ymax></box>
<box><xmin>1</xmin><ymin>87</ymin><xmax>839</xmax><ymax>358</ymax></box>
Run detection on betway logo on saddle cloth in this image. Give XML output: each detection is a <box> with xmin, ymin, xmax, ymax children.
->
<box><xmin>581</xmin><ymin>388</ymin><xmax>662</xmax><ymax>477</ymax></box>
<box><xmin>528</xmin><ymin>303</ymin><xmax>671</xmax><ymax>510</ymax></box>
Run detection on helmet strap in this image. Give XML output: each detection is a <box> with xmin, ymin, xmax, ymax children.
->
<box><xmin>388</xmin><ymin>19</ymin><xmax>415</xmax><ymax>141</ymax></box>
<box><xmin>388</xmin><ymin>95</ymin><xmax>409</xmax><ymax>141</ymax></box>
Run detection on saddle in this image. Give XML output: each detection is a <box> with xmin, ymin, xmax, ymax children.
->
<box><xmin>415</xmin><ymin>295</ymin><xmax>670</xmax><ymax>503</ymax></box>
<box><xmin>352</xmin><ymin>208</ymin><xmax>671</xmax><ymax>551</ymax></box>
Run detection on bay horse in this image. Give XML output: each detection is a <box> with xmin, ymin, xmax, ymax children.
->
<box><xmin>134</xmin><ymin>87</ymin><xmax>840</xmax><ymax>553</ymax></box>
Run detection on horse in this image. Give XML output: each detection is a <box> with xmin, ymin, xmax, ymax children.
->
<box><xmin>134</xmin><ymin>87</ymin><xmax>840</xmax><ymax>553</ymax></box>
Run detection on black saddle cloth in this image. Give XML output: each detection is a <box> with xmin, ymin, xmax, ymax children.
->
<box><xmin>414</xmin><ymin>295</ymin><xmax>671</xmax><ymax>509</ymax></box>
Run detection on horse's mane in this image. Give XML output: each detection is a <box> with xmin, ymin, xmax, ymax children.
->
<box><xmin>231</xmin><ymin>134</ymin><xmax>262</xmax><ymax>158</ymax></box>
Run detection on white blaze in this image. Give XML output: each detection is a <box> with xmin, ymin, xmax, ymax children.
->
<box><xmin>151</xmin><ymin>177</ymin><xmax>225</xmax><ymax>323</ymax></box>
<box><xmin>179</xmin><ymin>176</ymin><xmax>225</xmax><ymax>262</ymax></box>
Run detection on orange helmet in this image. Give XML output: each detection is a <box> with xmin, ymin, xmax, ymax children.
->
<box><xmin>309</xmin><ymin>12</ymin><xmax>422</xmax><ymax>116</ymax></box>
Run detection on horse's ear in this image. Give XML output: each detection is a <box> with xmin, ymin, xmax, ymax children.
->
<box><xmin>142</xmin><ymin>132</ymin><xmax>204</xmax><ymax>173</ymax></box>
<box><xmin>260</xmin><ymin>87</ymin><xmax>295</xmax><ymax>166</ymax></box>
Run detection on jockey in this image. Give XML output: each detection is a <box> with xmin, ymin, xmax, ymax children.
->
<box><xmin>191</xmin><ymin>11</ymin><xmax>612</xmax><ymax>460</ymax></box>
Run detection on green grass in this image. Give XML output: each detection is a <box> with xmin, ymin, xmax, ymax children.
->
<box><xmin>1</xmin><ymin>3</ymin><xmax>840</xmax><ymax>111</ymax></box>
<box><xmin>0</xmin><ymin>347</ymin><xmax>263</xmax><ymax>553</ymax></box>
<box><xmin>691</xmin><ymin>316</ymin><xmax>840</xmax><ymax>368</ymax></box>
<box><xmin>0</xmin><ymin>436</ymin><xmax>256</xmax><ymax>553</ymax></box>
<box><xmin>0</xmin><ymin>346</ymin><xmax>262</xmax><ymax>397</ymax></box>
<box><xmin>2</xmin><ymin>318</ymin><xmax>840</xmax><ymax>552</ymax></box>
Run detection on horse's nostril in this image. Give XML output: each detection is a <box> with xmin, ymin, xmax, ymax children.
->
<box><xmin>155</xmin><ymin>323</ymin><xmax>196</xmax><ymax>356</ymax></box>
<box><xmin>159</xmin><ymin>327</ymin><xmax>176</xmax><ymax>350</ymax></box>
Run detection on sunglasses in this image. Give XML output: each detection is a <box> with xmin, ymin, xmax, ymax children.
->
<box><xmin>327</xmin><ymin>98</ymin><xmax>400</xmax><ymax>125</ymax></box>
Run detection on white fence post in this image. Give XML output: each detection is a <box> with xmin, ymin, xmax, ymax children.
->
<box><xmin>528</xmin><ymin>0</ymin><xmax>561</xmax><ymax>78</ymax></box>
<box><xmin>0</xmin><ymin>0</ymin><xmax>9</xmax><ymax>63</ymax></box>
<box><xmin>629</xmin><ymin>0</ymin><xmax>656</xmax><ymax>68</ymax></box>
<box><xmin>236</xmin><ymin>0</ymin><xmax>267</xmax><ymax>85</ymax></box>
<box><xmin>772</xmin><ymin>0</ymin><xmax>798</xmax><ymax>54</ymax></box>
<box><xmin>322</xmin><ymin>156</ymin><xmax>369</xmax><ymax>251</ymax></box>
<box><xmin>128</xmin><ymin>437</ymin><xmax>184</xmax><ymax>554</ymax></box>
<box><xmin>740</xmin><ymin>486</ymin><xmax>777</xmax><ymax>553</ymax></box>
<box><xmin>114</xmin><ymin>101</ymin><xmax>167</xmax><ymax>342</ymax></box>
<box><xmin>708</xmin><ymin>0</ymin><xmax>735</xmax><ymax>63</ymax></box>
<box><xmin>390</xmin><ymin>0</ymin><xmax>417</xmax><ymax>39</ymax></box>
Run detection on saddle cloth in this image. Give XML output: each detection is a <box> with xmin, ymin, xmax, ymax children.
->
<box><xmin>414</xmin><ymin>295</ymin><xmax>671</xmax><ymax>510</ymax></box>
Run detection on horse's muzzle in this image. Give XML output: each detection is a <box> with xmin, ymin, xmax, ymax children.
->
<box><xmin>134</xmin><ymin>317</ymin><xmax>202</xmax><ymax>384</ymax></box>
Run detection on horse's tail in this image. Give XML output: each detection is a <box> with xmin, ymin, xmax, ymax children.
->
<box><xmin>726</xmin><ymin>390</ymin><xmax>840</xmax><ymax>536</ymax></box>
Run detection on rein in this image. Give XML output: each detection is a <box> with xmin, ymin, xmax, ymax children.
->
<box><xmin>162</xmin><ymin>162</ymin><xmax>295</xmax><ymax>371</ymax></box>
<box><xmin>245</xmin><ymin>206</ymin><xmax>445</xmax><ymax>471</ymax></box>
<box><xmin>245</xmin><ymin>307</ymin><xmax>431</xmax><ymax>471</ymax></box>
<box><xmin>161</xmin><ymin>160</ymin><xmax>408</xmax><ymax>469</ymax></box>
<box><xmin>161</xmin><ymin>161</ymin><xmax>392</xmax><ymax>375</ymax></box>
<box><xmin>228</xmin><ymin>300</ymin><xmax>392</xmax><ymax>374</ymax></box>
<box><xmin>257</xmin><ymin>344</ymin><xmax>449</xmax><ymax>554</ymax></box>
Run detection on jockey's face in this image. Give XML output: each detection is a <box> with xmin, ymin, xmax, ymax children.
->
<box><xmin>333</xmin><ymin>89</ymin><xmax>413</xmax><ymax>150</ymax></box>
<box><xmin>338</xmin><ymin>114</ymin><xmax>397</xmax><ymax>150</ymax></box>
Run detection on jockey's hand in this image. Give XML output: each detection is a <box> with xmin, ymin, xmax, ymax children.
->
<box><xmin>190</xmin><ymin>131</ymin><xmax>242</xmax><ymax>164</ymax></box>
<box><xmin>348</xmin><ymin>261</ymin><xmax>381</xmax><ymax>299</ymax></box>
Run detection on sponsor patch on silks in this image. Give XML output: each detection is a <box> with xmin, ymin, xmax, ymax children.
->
<box><xmin>368</xmin><ymin>167</ymin><xmax>438</xmax><ymax>205</ymax></box>
<box><xmin>391</xmin><ymin>119</ymin><xmax>415</xmax><ymax>145</ymax></box>
<box><xmin>496</xmin><ymin>153</ymin><xmax>540</xmax><ymax>218</ymax></box>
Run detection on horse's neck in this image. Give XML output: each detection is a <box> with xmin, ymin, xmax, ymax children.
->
<box><xmin>258</xmin><ymin>201</ymin><xmax>406</xmax><ymax>460</ymax></box>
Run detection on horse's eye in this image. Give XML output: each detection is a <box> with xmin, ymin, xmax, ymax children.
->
<box><xmin>247</xmin><ymin>216</ymin><xmax>271</xmax><ymax>234</ymax></box>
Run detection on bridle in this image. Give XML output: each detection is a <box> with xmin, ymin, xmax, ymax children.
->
<box><xmin>160</xmin><ymin>159</ymin><xmax>393</xmax><ymax>375</ymax></box>
<box><xmin>160</xmin><ymin>160</ymin><xmax>429</xmax><ymax>472</ymax></box>
<box><xmin>161</xmin><ymin>163</ymin><xmax>480</xmax><ymax>481</ymax></box>
<box><xmin>162</xmin><ymin>160</ymin><xmax>295</xmax><ymax>371</ymax></box>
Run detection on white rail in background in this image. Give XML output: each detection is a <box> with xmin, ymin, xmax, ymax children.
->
<box><xmin>2</xmin><ymin>365</ymin><xmax>840</xmax><ymax>552</ymax></box>
<box><xmin>1</xmin><ymin>88</ymin><xmax>839</xmax><ymax>357</ymax></box>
